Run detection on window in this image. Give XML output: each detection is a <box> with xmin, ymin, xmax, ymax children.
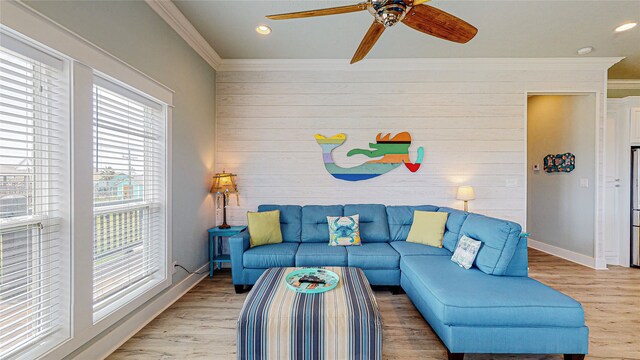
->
<box><xmin>2</xmin><ymin>7</ymin><xmax>174</xmax><ymax>356</ymax></box>
<box><xmin>92</xmin><ymin>76</ymin><xmax>167</xmax><ymax>318</ymax></box>
<box><xmin>0</xmin><ymin>35</ymin><xmax>69</xmax><ymax>357</ymax></box>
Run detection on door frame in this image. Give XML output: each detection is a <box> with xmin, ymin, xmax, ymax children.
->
<box><xmin>608</xmin><ymin>97</ymin><xmax>640</xmax><ymax>267</ymax></box>
<box><xmin>630</xmin><ymin>147</ymin><xmax>639</xmax><ymax>268</ymax></box>
<box><xmin>524</xmin><ymin>91</ymin><xmax>604</xmax><ymax>269</ymax></box>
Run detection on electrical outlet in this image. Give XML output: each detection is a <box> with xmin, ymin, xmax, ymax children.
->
<box><xmin>172</xmin><ymin>261</ymin><xmax>177</xmax><ymax>274</ymax></box>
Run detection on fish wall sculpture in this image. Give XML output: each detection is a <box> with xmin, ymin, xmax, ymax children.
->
<box><xmin>315</xmin><ymin>132</ymin><xmax>424</xmax><ymax>181</ymax></box>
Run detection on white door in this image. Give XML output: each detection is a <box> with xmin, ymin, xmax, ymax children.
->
<box><xmin>604</xmin><ymin>109</ymin><xmax>621</xmax><ymax>265</ymax></box>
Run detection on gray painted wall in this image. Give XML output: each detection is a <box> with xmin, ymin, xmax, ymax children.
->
<box><xmin>22</xmin><ymin>0</ymin><xmax>216</xmax><ymax>354</ymax></box>
<box><xmin>527</xmin><ymin>95</ymin><xmax>596</xmax><ymax>256</ymax></box>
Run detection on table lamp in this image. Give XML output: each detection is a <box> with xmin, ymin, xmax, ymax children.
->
<box><xmin>211</xmin><ymin>171</ymin><xmax>238</xmax><ymax>229</ymax></box>
<box><xmin>456</xmin><ymin>185</ymin><xmax>475</xmax><ymax>212</ymax></box>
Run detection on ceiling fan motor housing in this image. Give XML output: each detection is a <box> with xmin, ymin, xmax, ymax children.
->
<box><xmin>368</xmin><ymin>0</ymin><xmax>411</xmax><ymax>27</ymax></box>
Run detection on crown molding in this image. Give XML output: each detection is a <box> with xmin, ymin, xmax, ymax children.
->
<box><xmin>218</xmin><ymin>57</ymin><xmax>624</xmax><ymax>72</ymax></box>
<box><xmin>145</xmin><ymin>0</ymin><xmax>222</xmax><ymax>70</ymax></box>
<box><xmin>608</xmin><ymin>79</ymin><xmax>640</xmax><ymax>90</ymax></box>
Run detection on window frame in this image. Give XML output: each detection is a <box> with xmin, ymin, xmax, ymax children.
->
<box><xmin>69</xmin><ymin>66</ymin><xmax>172</xmax><ymax>360</ymax></box>
<box><xmin>91</xmin><ymin>74</ymin><xmax>169</xmax><ymax>322</ymax></box>
<box><xmin>0</xmin><ymin>30</ymin><xmax>72</xmax><ymax>360</ymax></box>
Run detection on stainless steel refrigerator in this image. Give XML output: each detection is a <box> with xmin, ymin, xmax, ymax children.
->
<box><xmin>632</xmin><ymin>148</ymin><xmax>640</xmax><ymax>267</ymax></box>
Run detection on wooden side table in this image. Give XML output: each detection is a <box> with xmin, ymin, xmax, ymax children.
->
<box><xmin>208</xmin><ymin>225</ymin><xmax>247</xmax><ymax>277</ymax></box>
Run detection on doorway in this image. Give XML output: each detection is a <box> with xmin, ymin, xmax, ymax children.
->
<box><xmin>526</xmin><ymin>94</ymin><xmax>598</xmax><ymax>266</ymax></box>
<box><xmin>606</xmin><ymin>97</ymin><xmax>640</xmax><ymax>267</ymax></box>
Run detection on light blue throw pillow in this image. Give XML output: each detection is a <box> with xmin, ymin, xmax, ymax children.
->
<box><xmin>451</xmin><ymin>235</ymin><xmax>482</xmax><ymax>269</ymax></box>
<box><xmin>327</xmin><ymin>215</ymin><xmax>361</xmax><ymax>246</ymax></box>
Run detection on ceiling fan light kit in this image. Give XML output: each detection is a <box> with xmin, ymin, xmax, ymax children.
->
<box><xmin>369</xmin><ymin>0</ymin><xmax>411</xmax><ymax>27</ymax></box>
<box><xmin>266</xmin><ymin>0</ymin><xmax>478</xmax><ymax>64</ymax></box>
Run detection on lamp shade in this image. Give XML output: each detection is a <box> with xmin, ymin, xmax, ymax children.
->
<box><xmin>456</xmin><ymin>186</ymin><xmax>475</xmax><ymax>201</ymax></box>
<box><xmin>210</xmin><ymin>172</ymin><xmax>238</xmax><ymax>194</ymax></box>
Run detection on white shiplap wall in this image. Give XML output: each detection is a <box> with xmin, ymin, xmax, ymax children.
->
<box><xmin>216</xmin><ymin>59</ymin><xmax>615</xmax><ymax>229</ymax></box>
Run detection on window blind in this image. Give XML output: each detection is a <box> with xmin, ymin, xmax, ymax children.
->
<box><xmin>92</xmin><ymin>77</ymin><xmax>166</xmax><ymax>315</ymax></box>
<box><xmin>0</xmin><ymin>39</ymin><xmax>67</xmax><ymax>357</ymax></box>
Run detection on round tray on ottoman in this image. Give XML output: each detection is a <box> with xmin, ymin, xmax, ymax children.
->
<box><xmin>285</xmin><ymin>268</ymin><xmax>340</xmax><ymax>294</ymax></box>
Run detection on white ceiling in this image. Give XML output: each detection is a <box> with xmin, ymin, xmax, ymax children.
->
<box><xmin>173</xmin><ymin>0</ymin><xmax>640</xmax><ymax>78</ymax></box>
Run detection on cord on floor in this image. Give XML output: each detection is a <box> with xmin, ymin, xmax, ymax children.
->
<box><xmin>174</xmin><ymin>263</ymin><xmax>209</xmax><ymax>275</ymax></box>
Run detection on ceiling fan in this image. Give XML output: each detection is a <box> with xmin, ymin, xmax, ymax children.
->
<box><xmin>266</xmin><ymin>0</ymin><xmax>478</xmax><ymax>64</ymax></box>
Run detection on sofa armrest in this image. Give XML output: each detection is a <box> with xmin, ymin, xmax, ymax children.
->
<box><xmin>229</xmin><ymin>230</ymin><xmax>250</xmax><ymax>284</ymax></box>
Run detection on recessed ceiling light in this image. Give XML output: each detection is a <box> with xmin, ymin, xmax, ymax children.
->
<box><xmin>577</xmin><ymin>46</ymin><xmax>594</xmax><ymax>55</ymax></box>
<box><xmin>256</xmin><ymin>25</ymin><xmax>271</xmax><ymax>35</ymax></box>
<box><xmin>615</xmin><ymin>22</ymin><xmax>637</xmax><ymax>32</ymax></box>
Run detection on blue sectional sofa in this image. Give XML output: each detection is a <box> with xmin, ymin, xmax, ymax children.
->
<box><xmin>229</xmin><ymin>204</ymin><xmax>588</xmax><ymax>360</ymax></box>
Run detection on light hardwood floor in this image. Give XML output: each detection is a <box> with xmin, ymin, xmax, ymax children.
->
<box><xmin>108</xmin><ymin>249</ymin><xmax>640</xmax><ymax>360</ymax></box>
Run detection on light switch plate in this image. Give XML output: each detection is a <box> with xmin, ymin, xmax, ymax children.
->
<box><xmin>506</xmin><ymin>178</ymin><xmax>518</xmax><ymax>187</ymax></box>
<box><xmin>580</xmin><ymin>178</ymin><xmax>589</xmax><ymax>188</ymax></box>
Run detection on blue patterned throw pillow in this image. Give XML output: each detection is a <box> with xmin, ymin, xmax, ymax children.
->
<box><xmin>327</xmin><ymin>215</ymin><xmax>361</xmax><ymax>246</ymax></box>
<box><xmin>451</xmin><ymin>235</ymin><xmax>482</xmax><ymax>269</ymax></box>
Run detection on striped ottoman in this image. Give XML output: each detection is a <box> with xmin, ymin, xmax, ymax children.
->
<box><xmin>237</xmin><ymin>267</ymin><xmax>382</xmax><ymax>360</ymax></box>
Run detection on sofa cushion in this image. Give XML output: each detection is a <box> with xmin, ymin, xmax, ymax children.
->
<box><xmin>346</xmin><ymin>243</ymin><xmax>400</xmax><ymax>270</ymax></box>
<box><xmin>344</xmin><ymin>204</ymin><xmax>389</xmax><ymax>243</ymax></box>
<box><xmin>437</xmin><ymin>207</ymin><xmax>469</xmax><ymax>252</ymax></box>
<box><xmin>258</xmin><ymin>205</ymin><xmax>302</xmax><ymax>243</ymax></box>
<box><xmin>401</xmin><ymin>256</ymin><xmax>585</xmax><ymax>328</ymax></box>
<box><xmin>504</xmin><ymin>235</ymin><xmax>529</xmax><ymax>277</ymax></box>
<box><xmin>460</xmin><ymin>213</ymin><xmax>522</xmax><ymax>275</ymax></box>
<box><xmin>386</xmin><ymin>205</ymin><xmax>440</xmax><ymax>241</ymax></box>
<box><xmin>296</xmin><ymin>243</ymin><xmax>348</xmax><ymax>267</ymax></box>
<box><xmin>243</xmin><ymin>243</ymin><xmax>299</xmax><ymax>268</ymax></box>
<box><xmin>301</xmin><ymin>205</ymin><xmax>343</xmax><ymax>243</ymax></box>
<box><xmin>390</xmin><ymin>241</ymin><xmax>452</xmax><ymax>257</ymax></box>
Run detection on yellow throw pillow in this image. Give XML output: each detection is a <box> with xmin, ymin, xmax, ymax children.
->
<box><xmin>406</xmin><ymin>210</ymin><xmax>448</xmax><ymax>248</ymax></box>
<box><xmin>247</xmin><ymin>210</ymin><xmax>283</xmax><ymax>247</ymax></box>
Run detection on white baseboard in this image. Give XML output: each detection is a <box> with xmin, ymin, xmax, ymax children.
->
<box><xmin>74</xmin><ymin>263</ymin><xmax>209</xmax><ymax>360</ymax></box>
<box><xmin>528</xmin><ymin>239</ymin><xmax>600</xmax><ymax>269</ymax></box>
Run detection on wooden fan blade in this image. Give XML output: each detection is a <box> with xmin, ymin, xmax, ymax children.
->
<box><xmin>351</xmin><ymin>21</ymin><xmax>386</xmax><ymax>64</ymax></box>
<box><xmin>412</xmin><ymin>0</ymin><xmax>432</xmax><ymax>5</ymax></box>
<box><xmin>402</xmin><ymin>4</ymin><xmax>477</xmax><ymax>43</ymax></box>
<box><xmin>267</xmin><ymin>3</ymin><xmax>367</xmax><ymax>20</ymax></box>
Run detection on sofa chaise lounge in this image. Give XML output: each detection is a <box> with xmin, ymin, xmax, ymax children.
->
<box><xmin>229</xmin><ymin>204</ymin><xmax>588</xmax><ymax>359</ymax></box>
